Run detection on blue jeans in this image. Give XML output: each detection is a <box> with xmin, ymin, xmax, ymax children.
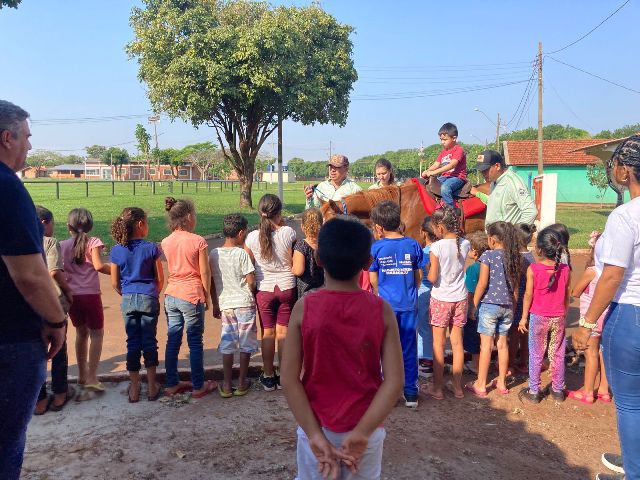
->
<box><xmin>437</xmin><ymin>175</ymin><xmax>465</xmax><ymax>207</ymax></box>
<box><xmin>122</xmin><ymin>293</ymin><xmax>160</xmax><ymax>372</ymax></box>
<box><xmin>602</xmin><ymin>302</ymin><xmax>640</xmax><ymax>479</ymax></box>
<box><xmin>395</xmin><ymin>309</ymin><xmax>418</xmax><ymax>397</ymax></box>
<box><xmin>417</xmin><ymin>285</ymin><xmax>433</xmax><ymax>360</ymax></box>
<box><xmin>477</xmin><ymin>303</ymin><xmax>513</xmax><ymax>336</ymax></box>
<box><xmin>164</xmin><ymin>295</ymin><xmax>205</xmax><ymax>390</ymax></box>
<box><xmin>0</xmin><ymin>341</ymin><xmax>47</xmax><ymax>480</ymax></box>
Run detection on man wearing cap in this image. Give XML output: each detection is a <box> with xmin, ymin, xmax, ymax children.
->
<box><xmin>473</xmin><ymin>150</ymin><xmax>537</xmax><ymax>226</ymax></box>
<box><xmin>304</xmin><ymin>154</ymin><xmax>362</xmax><ymax>209</ymax></box>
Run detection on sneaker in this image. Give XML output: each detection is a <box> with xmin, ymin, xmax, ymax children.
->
<box><xmin>418</xmin><ymin>359</ymin><xmax>433</xmax><ymax>378</ymax></box>
<box><xmin>550</xmin><ymin>389</ymin><xmax>566</xmax><ymax>402</ymax></box>
<box><xmin>404</xmin><ymin>394</ymin><xmax>418</xmax><ymax>409</ymax></box>
<box><xmin>601</xmin><ymin>453</ymin><xmax>625</xmax><ymax>474</ymax></box>
<box><xmin>518</xmin><ymin>387</ymin><xmax>542</xmax><ymax>404</ymax></box>
<box><xmin>595</xmin><ymin>473</ymin><xmax>624</xmax><ymax>480</ymax></box>
<box><xmin>259</xmin><ymin>373</ymin><xmax>276</xmax><ymax>392</ymax></box>
<box><xmin>274</xmin><ymin>372</ymin><xmax>282</xmax><ymax>390</ymax></box>
<box><xmin>418</xmin><ymin>359</ymin><xmax>433</xmax><ymax>368</ymax></box>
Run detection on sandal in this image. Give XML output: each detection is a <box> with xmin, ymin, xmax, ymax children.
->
<box><xmin>233</xmin><ymin>380</ymin><xmax>252</xmax><ymax>397</ymax></box>
<box><xmin>34</xmin><ymin>396</ymin><xmax>52</xmax><ymax>416</ymax></box>
<box><xmin>489</xmin><ymin>379</ymin><xmax>510</xmax><ymax>395</ymax></box>
<box><xmin>420</xmin><ymin>382</ymin><xmax>444</xmax><ymax>400</ymax></box>
<box><xmin>49</xmin><ymin>386</ymin><xmax>76</xmax><ymax>412</ymax></box>
<box><xmin>75</xmin><ymin>385</ymin><xmax>92</xmax><ymax>402</ymax></box>
<box><xmin>164</xmin><ymin>382</ymin><xmax>193</xmax><ymax>398</ymax></box>
<box><xmin>597</xmin><ymin>392</ymin><xmax>612</xmax><ymax>403</ymax></box>
<box><xmin>85</xmin><ymin>382</ymin><xmax>105</xmax><ymax>393</ymax></box>
<box><xmin>445</xmin><ymin>380</ymin><xmax>464</xmax><ymax>399</ymax></box>
<box><xmin>567</xmin><ymin>390</ymin><xmax>595</xmax><ymax>405</ymax></box>
<box><xmin>464</xmin><ymin>381</ymin><xmax>488</xmax><ymax>398</ymax></box>
<box><xmin>191</xmin><ymin>380</ymin><xmax>217</xmax><ymax>399</ymax></box>
<box><xmin>128</xmin><ymin>383</ymin><xmax>142</xmax><ymax>403</ymax></box>
<box><xmin>218</xmin><ymin>384</ymin><xmax>234</xmax><ymax>399</ymax></box>
<box><xmin>147</xmin><ymin>383</ymin><xmax>162</xmax><ymax>402</ymax></box>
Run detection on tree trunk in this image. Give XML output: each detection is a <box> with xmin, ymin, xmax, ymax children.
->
<box><xmin>239</xmin><ymin>173</ymin><xmax>253</xmax><ymax>208</ymax></box>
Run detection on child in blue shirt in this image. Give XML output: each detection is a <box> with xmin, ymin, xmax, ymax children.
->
<box><xmin>369</xmin><ymin>201</ymin><xmax>425</xmax><ymax>408</ymax></box>
<box><xmin>110</xmin><ymin>207</ymin><xmax>164</xmax><ymax>402</ymax></box>
<box><xmin>417</xmin><ymin>217</ymin><xmax>437</xmax><ymax>378</ymax></box>
<box><xmin>463</xmin><ymin>231</ymin><xmax>489</xmax><ymax>375</ymax></box>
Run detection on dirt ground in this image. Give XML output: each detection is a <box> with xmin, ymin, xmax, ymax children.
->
<box><xmin>23</xmin><ymin>221</ymin><xmax>619</xmax><ymax>479</ymax></box>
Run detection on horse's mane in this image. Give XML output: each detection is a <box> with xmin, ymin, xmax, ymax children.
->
<box><xmin>348</xmin><ymin>185</ymin><xmax>400</xmax><ymax>209</ymax></box>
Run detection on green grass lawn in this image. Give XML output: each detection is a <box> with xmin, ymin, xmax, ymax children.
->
<box><xmin>25</xmin><ymin>180</ymin><xmax>610</xmax><ymax>250</ymax></box>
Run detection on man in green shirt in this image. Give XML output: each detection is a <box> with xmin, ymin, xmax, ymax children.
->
<box><xmin>474</xmin><ymin>150</ymin><xmax>537</xmax><ymax>227</ymax></box>
<box><xmin>304</xmin><ymin>154</ymin><xmax>362</xmax><ymax>209</ymax></box>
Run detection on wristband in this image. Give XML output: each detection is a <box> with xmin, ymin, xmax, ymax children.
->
<box><xmin>44</xmin><ymin>319</ymin><xmax>67</xmax><ymax>329</ymax></box>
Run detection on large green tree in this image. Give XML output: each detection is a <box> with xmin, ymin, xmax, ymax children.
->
<box><xmin>0</xmin><ymin>0</ymin><xmax>21</xmax><ymax>8</ymax></box>
<box><xmin>102</xmin><ymin>147</ymin><xmax>131</xmax><ymax>180</ymax></box>
<box><xmin>128</xmin><ymin>0</ymin><xmax>357</xmax><ymax>207</ymax></box>
<box><xmin>135</xmin><ymin>123</ymin><xmax>152</xmax><ymax>177</ymax></box>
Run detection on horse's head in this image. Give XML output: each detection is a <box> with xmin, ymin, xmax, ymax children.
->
<box><xmin>319</xmin><ymin>199</ymin><xmax>342</xmax><ymax>223</ymax></box>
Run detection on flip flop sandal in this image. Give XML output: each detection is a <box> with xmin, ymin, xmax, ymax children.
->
<box><xmin>567</xmin><ymin>390</ymin><xmax>595</xmax><ymax>405</ymax></box>
<box><xmin>233</xmin><ymin>380</ymin><xmax>252</xmax><ymax>397</ymax></box>
<box><xmin>75</xmin><ymin>386</ymin><xmax>92</xmax><ymax>402</ymax></box>
<box><xmin>464</xmin><ymin>382</ymin><xmax>488</xmax><ymax>398</ymax></box>
<box><xmin>164</xmin><ymin>383</ymin><xmax>193</xmax><ymax>398</ymax></box>
<box><xmin>597</xmin><ymin>392</ymin><xmax>612</xmax><ymax>403</ymax></box>
<box><xmin>85</xmin><ymin>382</ymin><xmax>105</xmax><ymax>393</ymax></box>
<box><xmin>191</xmin><ymin>380</ymin><xmax>217</xmax><ymax>399</ymax></box>
<box><xmin>49</xmin><ymin>386</ymin><xmax>76</xmax><ymax>412</ymax></box>
<box><xmin>128</xmin><ymin>383</ymin><xmax>141</xmax><ymax>404</ymax></box>
<box><xmin>489</xmin><ymin>379</ymin><xmax>510</xmax><ymax>395</ymax></box>
<box><xmin>218</xmin><ymin>384</ymin><xmax>234</xmax><ymax>399</ymax></box>
<box><xmin>34</xmin><ymin>396</ymin><xmax>52</xmax><ymax>416</ymax></box>
<box><xmin>147</xmin><ymin>383</ymin><xmax>162</xmax><ymax>402</ymax></box>
<box><xmin>445</xmin><ymin>380</ymin><xmax>464</xmax><ymax>399</ymax></box>
<box><xmin>420</xmin><ymin>382</ymin><xmax>444</xmax><ymax>400</ymax></box>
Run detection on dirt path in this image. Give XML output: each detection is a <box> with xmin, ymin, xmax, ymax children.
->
<box><xmin>26</xmin><ymin>219</ymin><xmax>618</xmax><ymax>479</ymax></box>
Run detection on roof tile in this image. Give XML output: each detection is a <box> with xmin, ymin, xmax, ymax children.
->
<box><xmin>504</xmin><ymin>139</ymin><xmax>614</xmax><ymax>166</ymax></box>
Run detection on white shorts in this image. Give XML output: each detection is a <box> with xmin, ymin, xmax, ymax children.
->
<box><xmin>295</xmin><ymin>426</ymin><xmax>386</xmax><ymax>480</ymax></box>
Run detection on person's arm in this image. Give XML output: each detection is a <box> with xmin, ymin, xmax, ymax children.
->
<box><xmin>421</xmin><ymin>160</ymin><xmax>441</xmax><ymax>178</ymax></box>
<box><xmin>369</xmin><ymin>271</ymin><xmax>379</xmax><ymax>295</ymax></box>
<box><xmin>154</xmin><ymin>257</ymin><xmax>164</xmax><ymax>294</ymax></box>
<box><xmin>518</xmin><ymin>267</ymin><xmax>534</xmax><ymax>333</ymax></box>
<box><xmin>209</xmin><ymin>274</ymin><xmax>221</xmax><ymax>319</ymax></box>
<box><xmin>473</xmin><ymin>263</ymin><xmax>489</xmax><ymax>310</ymax></box>
<box><xmin>198</xmin><ymin>247</ymin><xmax>211</xmax><ymax>310</ymax></box>
<box><xmin>281</xmin><ymin>299</ymin><xmax>349</xmax><ymax>478</ymax></box>
<box><xmin>427</xmin><ymin>251</ymin><xmax>439</xmax><ymax>284</ymax></box>
<box><xmin>340</xmin><ymin>300</ymin><xmax>403</xmax><ymax>472</ymax></box>
<box><xmin>51</xmin><ymin>269</ymin><xmax>73</xmax><ymax>305</ymax></box>
<box><xmin>244</xmin><ymin>245</ymin><xmax>256</xmax><ymax>265</ymax></box>
<box><xmin>291</xmin><ymin>250</ymin><xmax>305</xmax><ymax>277</ymax></box>
<box><xmin>565</xmin><ymin>271</ymin><xmax>572</xmax><ymax>312</ymax></box>
<box><xmin>246</xmin><ymin>271</ymin><xmax>256</xmax><ymax>294</ymax></box>
<box><xmin>91</xmin><ymin>247</ymin><xmax>111</xmax><ymax>275</ymax></box>
<box><xmin>110</xmin><ymin>263</ymin><xmax>122</xmax><ymax>296</ymax></box>
<box><xmin>413</xmin><ymin>269</ymin><xmax>421</xmax><ymax>289</ymax></box>
<box><xmin>429</xmin><ymin>159</ymin><xmax>459</xmax><ymax>177</ymax></box>
<box><xmin>473</xmin><ymin>190</ymin><xmax>489</xmax><ymax>204</ymax></box>
<box><xmin>571</xmin><ymin>268</ymin><xmax>595</xmax><ymax>299</ymax></box>
<box><xmin>2</xmin><ymin>254</ymin><xmax>66</xmax><ymax>358</ymax></box>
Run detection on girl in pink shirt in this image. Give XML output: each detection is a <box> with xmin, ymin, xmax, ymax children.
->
<box><xmin>518</xmin><ymin>226</ymin><xmax>571</xmax><ymax>403</ymax></box>
<box><xmin>161</xmin><ymin>197</ymin><xmax>215</xmax><ymax>398</ymax></box>
<box><xmin>60</xmin><ymin>208</ymin><xmax>111</xmax><ymax>399</ymax></box>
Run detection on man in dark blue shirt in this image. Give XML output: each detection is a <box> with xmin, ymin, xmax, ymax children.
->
<box><xmin>0</xmin><ymin>100</ymin><xmax>66</xmax><ymax>480</ymax></box>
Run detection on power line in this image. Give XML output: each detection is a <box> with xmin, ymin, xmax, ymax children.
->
<box><xmin>547</xmin><ymin>56</ymin><xmax>640</xmax><ymax>94</ymax></box>
<box><xmin>356</xmin><ymin>61</ymin><xmax>534</xmax><ymax>71</ymax></box>
<box><xmin>31</xmin><ymin>114</ymin><xmax>151</xmax><ymax>126</ymax></box>
<box><xmin>546</xmin><ymin>77</ymin><xmax>593</xmax><ymax>131</ymax></box>
<box><xmin>505</xmin><ymin>57</ymin><xmax>538</xmax><ymax>127</ymax></box>
<box><xmin>546</xmin><ymin>0</ymin><xmax>632</xmax><ymax>55</ymax></box>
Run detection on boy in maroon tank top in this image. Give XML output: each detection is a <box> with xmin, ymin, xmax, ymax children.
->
<box><xmin>281</xmin><ymin>217</ymin><xmax>403</xmax><ymax>480</ymax></box>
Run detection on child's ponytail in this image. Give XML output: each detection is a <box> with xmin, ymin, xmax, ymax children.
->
<box><xmin>431</xmin><ymin>206</ymin><xmax>463</xmax><ymax>258</ymax></box>
<box><xmin>67</xmin><ymin>208</ymin><xmax>94</xmax><ymax>265</ymax></box>
<box><xmin>536</xmin><ymin>226</ymin><xmax>567</xmax><ymax>289</ymax></box>
<box><xmin>257</xmin><ymin>194</ymin><xmax>283</xmax><ymax>261</ymax></box>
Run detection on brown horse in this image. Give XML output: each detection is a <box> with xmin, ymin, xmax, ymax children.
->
<box><xmin>319</xmin><ymin>181</ymin><xmax>488</xmax><ymax>245</ymax></box>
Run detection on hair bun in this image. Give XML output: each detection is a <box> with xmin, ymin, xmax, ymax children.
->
<box><xmin>165</xmin><ymin>197</ymin><xmax>177</xmax><ymax>212</ymax></box>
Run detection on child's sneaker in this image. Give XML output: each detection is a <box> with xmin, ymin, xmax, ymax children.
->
<box><xmin>274</xmin><ymin>371</ymin><xmax>282</xmax><ymax>390</ymax></box>
<box><xmin>418</xmin><ymin>359</ymin><xmax>433</xmax><ymax>378</ymax></box>
<box><xmin>550</xmin><ymin>389</ymin><xmax>566</xmax><ymax>402</ymax></box>
<box><xmin>404</xmin><ymin>394</ymin><xmax>418</xmax><ymax>408</ymax></box>
<box><xmin>601</xmin><ymin>453</ymin><xmax>624</xmax><ymax>474</ymax></box>
<box><xmin>259</xmin><ymin>373</ymin><xmax>277</xmax><ymax>392</ymax></box>
<box><xmin>518</xmin><ymin>387</ymin><xmax>542</xmax><ymax>404</ymax></box>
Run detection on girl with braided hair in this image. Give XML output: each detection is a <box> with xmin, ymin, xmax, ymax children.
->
<box><xmin>110</xmin><ymin>207</ymin><xmax>164</xmax><ymax>402</ymax></box>
<box><xmin>518</xmin><ymin>226</ymin><xmax>571</xmax><ymax>403</ymax></box>
<box><xmin>425</xmin><ymin>206</ymin><xmax>471</xmax><ymax>400</ymax></box>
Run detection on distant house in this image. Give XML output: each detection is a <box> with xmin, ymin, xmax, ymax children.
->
<box><xmin>48</xmin><ymin>164</ymin><xmax>86</xmax><ymax>179</ymax></box>
<box><xmin>503</xmin><ymin>139</ymin><xmax>619</xmax><ymax>204</ymax></box>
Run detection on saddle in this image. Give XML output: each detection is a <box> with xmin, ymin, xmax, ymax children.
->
<box><xmin>421</xmin><ymin>176</ymin><xmax>473</xmax><ymax>200</ymax></box>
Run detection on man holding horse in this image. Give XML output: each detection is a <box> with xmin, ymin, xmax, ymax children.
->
<box><xmin>473</xmin><ymin>150</ymin><xmax>537</xmax><ymax>226</ymax></box>
<box><xmin>304</xmin><ymin>154</ymin><xmax>362</xmax><ymax>209</ymax></box>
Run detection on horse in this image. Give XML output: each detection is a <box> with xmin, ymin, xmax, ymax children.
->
<box><xmin>319</xmin><ymin>180</ymin><xmax>488</xmax><ymax>245</ymax></box>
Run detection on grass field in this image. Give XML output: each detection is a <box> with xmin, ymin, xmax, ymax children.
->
<box><xmin>25</xmin><ymin>180</ymin><xmax>611</xmax><ymax>250</ymax></box>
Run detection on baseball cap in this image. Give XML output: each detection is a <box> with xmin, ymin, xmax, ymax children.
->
<box><xmin>328</xmin><ymin>154</ymin><xmax>349</xmax><ymax>168</ymax></box>
<box><xmin>475</xmin><ymin>150</ymin><xmax>505</xmax><ymax>172</ymax></box>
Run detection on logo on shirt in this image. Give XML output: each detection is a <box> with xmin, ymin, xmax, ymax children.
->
<box><xmin>405</xmin><ymin>254</ymin><xmax>411</xmax><ymax>261</ymax></box>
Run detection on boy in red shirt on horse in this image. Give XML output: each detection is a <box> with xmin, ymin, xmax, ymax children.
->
<box><xmin>281</xmin><ymin>217</ymin><xmax>403</xmax><ymax>480</ymax></box>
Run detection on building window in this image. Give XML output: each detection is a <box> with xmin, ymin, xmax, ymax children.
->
<box><xmin>131</xmin><ymin>167</ymin><xmax>142</xmax><ymax>175</ymax></box>
<box><xmin>85</xmin><ymin>168</ymin><xmax>100</xmax><ymax>176</ymax></box>
<box><xmin>178</xmin><ymin>169</ymin><xmax>188</xmax><ymax>177</ymax></box>
<box><xmin>149</xmin><ymin>168</ymin><xmax>156</xmax><ymax>175</ymax></box>
<box><xmin>163</xmin><ymin>168</ymin><xmax>172</xmax><ymax>176</ymax></box>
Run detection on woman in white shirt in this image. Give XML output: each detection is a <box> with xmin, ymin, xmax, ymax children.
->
<box><xmin>573</xmin><ymin>135</ymin><xmax>640</xmax><ymax>479</ymax></box>
<box><xmin>245</xmin><ymin>194</ymin><xmax>296</xmax><ymax>392</ymax></box>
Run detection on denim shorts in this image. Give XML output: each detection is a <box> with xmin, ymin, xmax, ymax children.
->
<box><xmin>477</xmin><ymin>303</ymin><xmax>513</xmax><ymax>336</ymax></box>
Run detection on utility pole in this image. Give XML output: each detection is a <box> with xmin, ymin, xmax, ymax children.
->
<box><xmin>148</xmin><ymin>115</ymin><xmax>160</xmax><ymax>175</ymax></box>
<box><xmin>277</xmin><ymin>117</ymin><xmax>284</xmax><ymax>203</ymax></box>
<box><xmin>537</xmin><ymin>42</ymin><xmax>543</xmax><ymax>174</ymax></box>
<box><xmin>329</xmin><ymin>140</ymin><xmax>332</xmax><ymax>159</ymax></box>
<box><xmin>496</xmin><ymin>113</ymin><xmax>501</xmax><ymax>151</ymax></box>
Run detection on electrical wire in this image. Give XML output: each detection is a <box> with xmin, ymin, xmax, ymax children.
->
<box><xmin>546</xmin><ymin>0</ymin><xmax>632</xmax><ymax>55</ymax></box>
<box><xmin>546</xmin><ymin>77</ymin><xmax>593</xmax><ymax>130</ymax></box>
<box><xmin>547</xmin><ymin>56</ymin><xmax>640</xmax><ymax>94</ymax></box>
<box><xmin>31</xmin><ymin>114</ymin><xmax>152</xmax><ymax>126</ymax></box>
<box><xmin>505</xmin><ymin>57</ymin><xmax>538</xmax><ymax>127</ymax></box>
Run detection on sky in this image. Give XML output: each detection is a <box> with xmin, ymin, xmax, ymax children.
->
<box><xmin>1</xmin><ymin>0</ymin><xmax>639</xmax><ymax>162</ymax></box>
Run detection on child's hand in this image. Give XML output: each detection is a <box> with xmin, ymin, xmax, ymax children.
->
<box><xmin>340</xmin><ymin>430</ymin><xmax>369</xmax><ymax>474</ymax></box>
<box><xmin>518</xmin><ymin>320</ymin><xmax>528</xmax><ymax>334</ymax></box>
<box><xmin>212</xmin><ymin>306</ymin><xmax>221</xmax><ymax>319</ymax></box>
<box><xmin>421</xmin><ymin>170</ymin><xmax>431</xmax><ymax>179</ymax></box>
<box><xmin>308</xmin><ymin>432</ymin><xmax>342</xmax><ymax>480</ymax></box>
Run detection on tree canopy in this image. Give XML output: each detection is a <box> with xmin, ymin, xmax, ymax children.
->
<box><xmin>0</xmin><ymin>0</ymin><xmax>21</xmax><ymax>9</ymax></box>
<box><xmin>128</xmin><ymin>0</ymin><xmax>357</xmax><ymax>207</ymax></box>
